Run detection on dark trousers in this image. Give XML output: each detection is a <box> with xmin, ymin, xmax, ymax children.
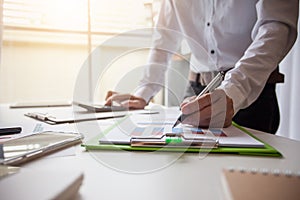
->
<box><xmin>185</xmin><ymin>82</ymin><xmax>280</xmax><ymax>134</ymax></box>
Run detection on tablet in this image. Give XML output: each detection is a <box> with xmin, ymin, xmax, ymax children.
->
<box><xmin>0</xmin><ymin>131</ymin><xmax>83</xmax><ymax>165</ymax></box>
<box><xmin>74</xmin><ymin>101</ymin><xmax>127</xmax><ymax>112</ymax></box>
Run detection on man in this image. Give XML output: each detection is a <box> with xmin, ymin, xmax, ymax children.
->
<box><xmin>105</xmin><ymin>0</ymin><xmax>299</xmax><ymax>134</ymax></box>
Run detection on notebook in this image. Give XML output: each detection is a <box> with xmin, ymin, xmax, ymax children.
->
<box><xmin>221</xmin><ymin>168</ymin><xmax>300</xmax><ymax>200</ymax></box>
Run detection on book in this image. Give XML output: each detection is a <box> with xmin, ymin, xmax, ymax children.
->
<box><xmin>221</xmin><ymin>168</ymin><xmax>300</xmax><ymax>200</ymax></box>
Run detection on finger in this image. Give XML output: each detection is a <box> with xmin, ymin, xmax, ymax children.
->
<box><xmin>181</xmin><ymin>89</ymin><xmax>234</xmax><ymax>128</ymax></box>
<box><xmin>181</xmin><ymin>93</ymin><xmax>211</xmax><ymax>115</ymax></box>
<box><xmin>223</xmin><ymin>96</ymin><xmax>234</xmax><ymax>127</ymax></box>
<box><xmin>210</xmin><ymin>89</ymin><xmax>224</xmax><ymax>104</ymax></box>
<box><xmin>104</xmin><ymin>95</ymin><xmax>118</xmax><ymax>106</ymax></box>
<box><xmin>182</xmin><ymin>106</ymin><xmax>227</xmax><ymax>128</ymax></box>
<box><xmin>104</xmin><ymin>97</ymin><xmax>113</xmax><ymax>106</ymax></box>
<box><xmin>209</xmin><ymin>89</ymin><xmax>232</xmax><ymax>127</ymax></box>
<box><xmin>181</xmin><ymin>89</ymin><xmax>224</xmax><ymax>115</ymax></box>
<box><xmin>209</xmin><ymin>90</ymin><xmax>234</xmax><ymax>127</ymax></box>
<box><xmin>121</xmin><ymin>100</ymin><xmax>146</xmax><ymax>109</ymax></box>
<box><xmin>182</xmin><ymin>98</ymin><xmax>227</xmax><ymax>128</ymax></box>
<box><xmin>105</xmin><ymin>91</ymin><xmax>118</xmax><ymax>100</ymax></box>
<box><xmin>181</xmin><ymin>105</ymin><xmax>212</xmax><ymax>127</ymax></box>
<box><xmin>108</xmin><ymin>94</ymin><xmax>133</xmax><ymax>103</ymax></box>
<box><xmin>104</xmin><ymin>93</ymin><xmax>132</xmax><ymax>106</ymax></box>
<box><xmin>180</xmin><ymin>96</ymin><xmax>197</xmax><ymax>108</ymax></box>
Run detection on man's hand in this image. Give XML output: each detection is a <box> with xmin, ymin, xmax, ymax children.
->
<box><xmin>180</xmin><ymin>89</ymin><xmax>234</xmax><ymax>128</ymax></box>
<box><xmin>105</xmin><ymin>90</ymin><xmax>147</xmax><ymax>109</ymax></box>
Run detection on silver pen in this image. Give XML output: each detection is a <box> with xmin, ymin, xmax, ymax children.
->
<box><xmin>172</xmin><ymin>71</ymin><xmax>225</xmax><ymax>128</ymax></box>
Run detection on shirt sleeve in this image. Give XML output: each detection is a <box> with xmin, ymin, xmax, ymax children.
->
<box><xmin>134</xmin><ymin>0</ymin><xmax>183</xmax><ymax>103</ymax></box>
<box><xmin>219</xmin><ymin>0</ymin><xmax>299</xmax><ymax>114</ymax></box>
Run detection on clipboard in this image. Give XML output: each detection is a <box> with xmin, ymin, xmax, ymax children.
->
<box><xmin>100</xmin><ymin>132</ymin><xmax>219</xmax><ymax>148</ymax></box>
<box><xmin>82</xmin><ymin>116</ymin><xmax>282</xmax><ymax>157</ymax></box>
<box><xmin>25</xmin><ymin>107</ymin><xmax>158</xmax><ymax>125</ymax></box>
<box><xmin>24</xmin><ymin>112</ymin><xmax>126</xmax><ymax>125</ymax></box>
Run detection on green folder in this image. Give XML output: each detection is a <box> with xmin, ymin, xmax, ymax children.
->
<box><xmin>82</xmin><ymin>118</ymin><xmax>282</xmax><ymax>157</ymax></box>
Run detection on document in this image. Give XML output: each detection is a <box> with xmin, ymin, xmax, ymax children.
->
<box><xmin>25</xmin><ymin>106</ymin><xmax>157</xmax><ymax>125</ymax></box>
<box><xmin>99</xmin><ymin>112</ymin><xmax>264</xmax><ymax>148</ymax></box>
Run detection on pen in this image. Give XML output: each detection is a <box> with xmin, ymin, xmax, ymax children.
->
<box><xmin>0</xmin><ymin>127</ymin><xmax>22</xmax><ymax>136</ymax></box>
<box><xmin>172</xmin><ymin>71</ymin><xmax>225</xmax><ymax>128</ymax></box>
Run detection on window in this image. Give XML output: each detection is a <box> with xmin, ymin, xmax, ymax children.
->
<box><xmin>0</xmin><ymin>0</ymin><xmax>161</xmax><ymax>104</ymax></box>
<box><xmin>3</xmin><ymin>0</ymin><xmax>155</xmax><ymax>43</ymax></box>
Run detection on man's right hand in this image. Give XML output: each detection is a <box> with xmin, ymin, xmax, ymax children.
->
<box><xmin>105</xmin><ymin>90</ymin><xmax>147</xmax><ymax>109</ymax></box>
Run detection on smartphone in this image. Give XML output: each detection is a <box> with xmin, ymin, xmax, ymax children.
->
<box><xmin>0</xmin><ymin>131</ymin><xmax>83</xmax><ymax>165</ymax></box>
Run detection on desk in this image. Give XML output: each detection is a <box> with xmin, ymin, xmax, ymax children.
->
<box><xmin>1</xmin><ymin>104</ymin><xmax>300</xmax><ymax>200</ymax></box>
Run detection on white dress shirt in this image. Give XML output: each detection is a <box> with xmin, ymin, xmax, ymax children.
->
<box><xmin>134</xmin><ymin>0</ymin><xmax>298</xmax><ymax>114</ymax></box>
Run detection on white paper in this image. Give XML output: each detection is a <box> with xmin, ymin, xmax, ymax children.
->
<box><xmin>99</xmin><ymin>111</ymin><xmax>264</xmax><ymax>148</ymax></box>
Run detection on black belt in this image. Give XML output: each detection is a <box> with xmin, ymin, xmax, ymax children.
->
<box><xmin>188</xmin><ymin>67</ymin><xmax>284</xmax><ymax>85</ymax></box>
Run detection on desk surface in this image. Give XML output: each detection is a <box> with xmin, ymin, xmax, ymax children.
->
<box><xmin>1</xmin><ymin>105</ymin><xmax>300</xmax><ymax>200</ymax></box>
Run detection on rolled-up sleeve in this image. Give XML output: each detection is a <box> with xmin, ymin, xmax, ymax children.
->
<box><xmin>134</xmin><ymin>0</ymin><xmax>183</xmax><ymax>102</ymax></box>
<box><xmin>219</xmin><ymin>0</ymin><xmax>299</xmax><ymax>114</ymax></box>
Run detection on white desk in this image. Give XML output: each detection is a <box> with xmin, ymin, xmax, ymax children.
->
<box><xmin>1</xmin><ymin>105</ymin><xmax>300</xmax><ymax>200</ymax></box>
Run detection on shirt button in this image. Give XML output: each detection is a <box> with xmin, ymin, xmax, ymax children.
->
<box><xmin>207</xmin><ymin>22</ymin><xmax>210</xmax><ymax>26</ymax></box>
<box><xmin>210</xmin><ymin>50</ymin><xmax>215</xmax><ymax>54</ymax></box>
